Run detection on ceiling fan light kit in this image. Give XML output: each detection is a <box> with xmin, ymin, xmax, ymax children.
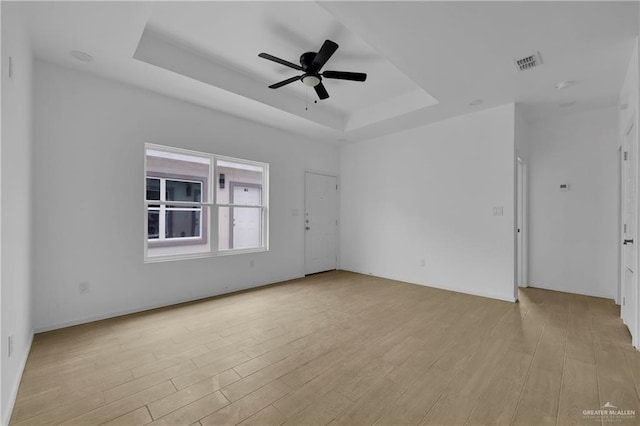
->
<box><xmin>302</xmin><ymin>75</ymin><xmax>321</xmax><ymax>87</ymax></box>
<box><xmin>259</xmin><ymin>39</ymin><xmax>367</xmax><ymax>100</ymax></box>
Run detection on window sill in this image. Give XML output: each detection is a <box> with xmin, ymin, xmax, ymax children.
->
<box><xmin>144</xmin><ymin>247</ymin><xmax>268</xmax><ymax>264</ymax></box>
<box><xmin>148</xmin><ymin>238</ymin><xmax>208</xmax><ymax>249</ymax></box>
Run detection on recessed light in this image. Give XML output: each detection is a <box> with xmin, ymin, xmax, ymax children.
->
<box><xmin>559</xmin><ymin>101</ymin><xmax>576</xmax><ymax>108</ymax></box>
<box><xmin>469</xmin><ymin>99</ymin><xmax>483</xmax><ymax>106</ymax></box>
<box><xmin>70</xmin><ymin>50</ymin><xmax>93</xmax><ymax>63</ymax></box>
<box><xmin>555</xmin><ymin>80</ymin><xmax>576</xmax><ymax>90</ymax></box>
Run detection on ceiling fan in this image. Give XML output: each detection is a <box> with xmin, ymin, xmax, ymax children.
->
<box><xmin>258</xmin><ymin>39</ymin><xmax>367</xmax><ymax>100</ymax></box>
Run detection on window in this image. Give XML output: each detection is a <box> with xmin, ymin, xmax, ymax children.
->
<box><xmin>146</xmin><ymin>177</ymin><xmax>204</xmax><ymax>242</ymax></box>
<box><xmin>145</xmin><ymin>144</ymin><xmax>268</xmax><ymax>262</ymax></box>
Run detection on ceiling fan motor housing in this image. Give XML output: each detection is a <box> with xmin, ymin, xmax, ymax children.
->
<box><xmin>300</xmin><ymin>52</ymin><xmax>317</xmax><ymax>71</ymax></box>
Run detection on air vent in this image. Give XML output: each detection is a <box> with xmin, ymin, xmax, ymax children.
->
<box><xmin>513</xmin><ymin>52</ymin><xmax>542</xmax><ymax>72</ymax></box>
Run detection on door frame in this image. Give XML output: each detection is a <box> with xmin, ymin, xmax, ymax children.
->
<box><xmin>516</xmin><ymin>157</ymin><xmax>529</xmax><ymax>290</ymax></box>
<box><xmin>618</xmin><ymin>145</ymin><xmax>623</xmax><ymax>306</ymax></box>
<box><xmin>303</xmin><ymin>170</ymin><xmax>339</xmax><ymax>275</ymax></box>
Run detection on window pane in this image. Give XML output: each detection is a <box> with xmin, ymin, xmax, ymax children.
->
<box><xmin>216</xmin><ymin>159</ymin><xmax>264</xmax><ymax>206</ymax></box>
<box><xmin>218</xmin><ymin>206</ymin><xmax>231</xmax><ymax>250</ymax></box>
<box><xmin>146</xmin><ymin>206</ymin><xmax>210</xmax><ymax>258</ymax></box>
<box><xmin>147</xmin><ymin>148</ymin><xmax>210</xmax><ymax>203</ymax></box>
<box><xmin>231</xmin><ymin>184</ymin><xmax>261</xmax><ymax>206</ymax></box>
<box><xmin>218</xmin><ymin>206</ymin><xmax>263</xmax><ymax>250</ymax></box>
<box><xmin>148</xmin><ymin>210</ymin><xmax>159</xmax><ymax>239</ymax></box>
<box><xmin>166</xmin><ymin>210</ymin><xmax>201</xmax><ymax>238</ymax></box>
<box><xmin>146</xmin><ymin>178</ymin><xmax>160</xmax><ymax>201</ymax></box>
<box><xmin>166</xmin><ymin>180</ymin><xmax>202</xmax><ymax>202</ymax></box>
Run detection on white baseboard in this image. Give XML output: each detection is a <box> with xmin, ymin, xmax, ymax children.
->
<box><xmin>341</xmin><ymin>268</ymin><xmax>517</xmax><ymax>303</ymax></box>
<box><xmin>527</xmin><ymin>282</ymin><xmax>614</xmax><ymax>300</ymax></box>
<box><xmin>35</xmin><ymin>274</ymin><xmax>303</xmax><ymax>333</ymax></box>
<box><xmin>3</xmin><ymin>331</ymin><xmax>34</xmax><ymax>426</ymax></box>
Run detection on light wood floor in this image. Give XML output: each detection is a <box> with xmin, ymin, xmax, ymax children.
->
<box><xmin>11</xmin><ymin>271</ymin><xmax>640</xmax><ymax>425</ymax></box>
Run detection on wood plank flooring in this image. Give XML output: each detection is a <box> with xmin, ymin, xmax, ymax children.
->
<box><xmin>11</xmin><ymin>271</ymin><xmax>640</xmax><ymax>425</ymax></box>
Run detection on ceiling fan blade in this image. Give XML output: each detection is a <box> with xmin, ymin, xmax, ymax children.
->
<box><xmin>310</xmin><ymin>40</ymin><xmax>339</xmax><ymax>72</ymax></box>
<box><xmin>259</xmin><ymin>53</ymin><xmax>303</xmax><ymax>71</ymax></box>
<box><xmin>314</xmin><ymin>82</ymin><xmax>329</xmax><ymax>100</ymax></box>
<box><xmin>323</xmin><ymin>71</ymin><xmax>367</xmax><ymax>82</ymax></box>
<box><xmin>269</xmin><ymin>75</ymin><xmax>302</xmax><ymax>89</ymax></box>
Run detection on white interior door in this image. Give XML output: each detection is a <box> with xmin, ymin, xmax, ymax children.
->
<box><xmin>232</xmin><ymin>185</ymin><xmax>262</xmax><ymax>249</ymax></box>
<box><xmin>516</xmin><ymin>158</ymin><xmax>528</xmax><ymax>289</ymax></box>
<box><xmin>305</xmin><ymin>172</ymin><xmax>337</xmax><ymax>275</ymax></box>
<box><xmin>621</xmin><ymin>122</ymin><xmax>637</xmax><ymax>346</ymax></box>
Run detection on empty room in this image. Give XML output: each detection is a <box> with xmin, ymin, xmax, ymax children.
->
<box><xmin>2</xmin><ymin>1</ymin><xmax>640</xmax><ymax>425</ymax></box>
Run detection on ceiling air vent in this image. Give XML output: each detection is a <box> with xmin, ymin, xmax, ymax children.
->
<box><xmin>513</xmin><ymin>52</ymin><xmax>542</xmax><ymax>72</ymax></box>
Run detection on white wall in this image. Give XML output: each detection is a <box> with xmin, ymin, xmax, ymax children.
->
<box><xmin>619</xmin><ymin>39</ymin><xmax>638</xmax><ymax>142</ymax></box>
<box><xmin>515</xmin><ymin>104</ymin><xmax>530</xmax><ymax>163</ymax></box>
<box><xmin>1</xmin><ymin>3</ymin><xmax>34</xmax><ymax>424</ymax></box>
<box><xmin>32</xmin><ymin>60</ymin><xmax>338</xmax><ymax>331</ymax></box>
<box><xmin>340</xmin><ymin>104</ymin><xmax>516</xmax><ymax>302</ymax></box>
<box><xmin>527</xmin><ymin>106</ymin><xmax>619</xmax><ymax>299</ymax></box>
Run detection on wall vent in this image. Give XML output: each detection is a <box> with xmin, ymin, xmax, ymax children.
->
<box><xmin>513</xmin><ymin>52</ymin><xmax>542</xmax><ymax>72</ymax></box>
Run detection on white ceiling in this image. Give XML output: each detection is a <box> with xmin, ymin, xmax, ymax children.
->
<box><xmin>20</xmin><ymin>1</ymin><xmax>639</xmax><ymax>144</ymax></box>
<box><xmin>140</xmin><ymin>1</ymin><xmax>438</xmax><ymax>127</ymax></box>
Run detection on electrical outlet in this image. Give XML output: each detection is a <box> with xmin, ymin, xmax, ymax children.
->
<box><xmin>8</xmin><ymin>334</ymin><xmax>13</xmax><ymax>357</ymax></box>
<box><xmin>79</xmin><ymin>281</ymin><xmax>90</xmax><ymax>295</ymax></box>
<box><xmin>420</xmin><ymin>259</ymin><xmax>426</xmax><ymax>267</ymax></box>
<box><xmin>492</xmin><ymin>206</ymin><xmax>504</xmax><ymax>216</ymax></box>
<box><xmin>249</xmin><ymin>259</ymin><xmax>255</xmax><ymax>268</ymax></box>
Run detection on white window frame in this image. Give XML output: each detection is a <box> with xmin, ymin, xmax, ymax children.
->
<box><xmin>144</xmin><ymin>143</ymin><xmax>269</xmax><ymax>263</ymax></box>
<box><xmin>147</xmin><ymin>176</ymin><xmax>204</xmax><ymax>243</ymax></box>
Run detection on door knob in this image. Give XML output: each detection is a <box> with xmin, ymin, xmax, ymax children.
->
<box><xmin>624</xmin><ymin>239</ymin><xmax>634</xmax><ymax>245</ymax></box>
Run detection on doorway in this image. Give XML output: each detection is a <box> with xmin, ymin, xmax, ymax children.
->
<box><xmin>516</xmin><ymin>158</ymin><xmax>528</xmax><ymax>291</ymax></box>
<box><xmin>621</xmin><ymin>121</ymin><xmax>638</xmax><ymax>347</ymax></box>
<box><xmin>229</xmin><ymin>183</ymin><xmax>262</xmax><ymax>250</ymax></box>
<box><xmin>304</xmin><ymin>172</ymin><xmax>338</xmax><ymax>275</ymax></box>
